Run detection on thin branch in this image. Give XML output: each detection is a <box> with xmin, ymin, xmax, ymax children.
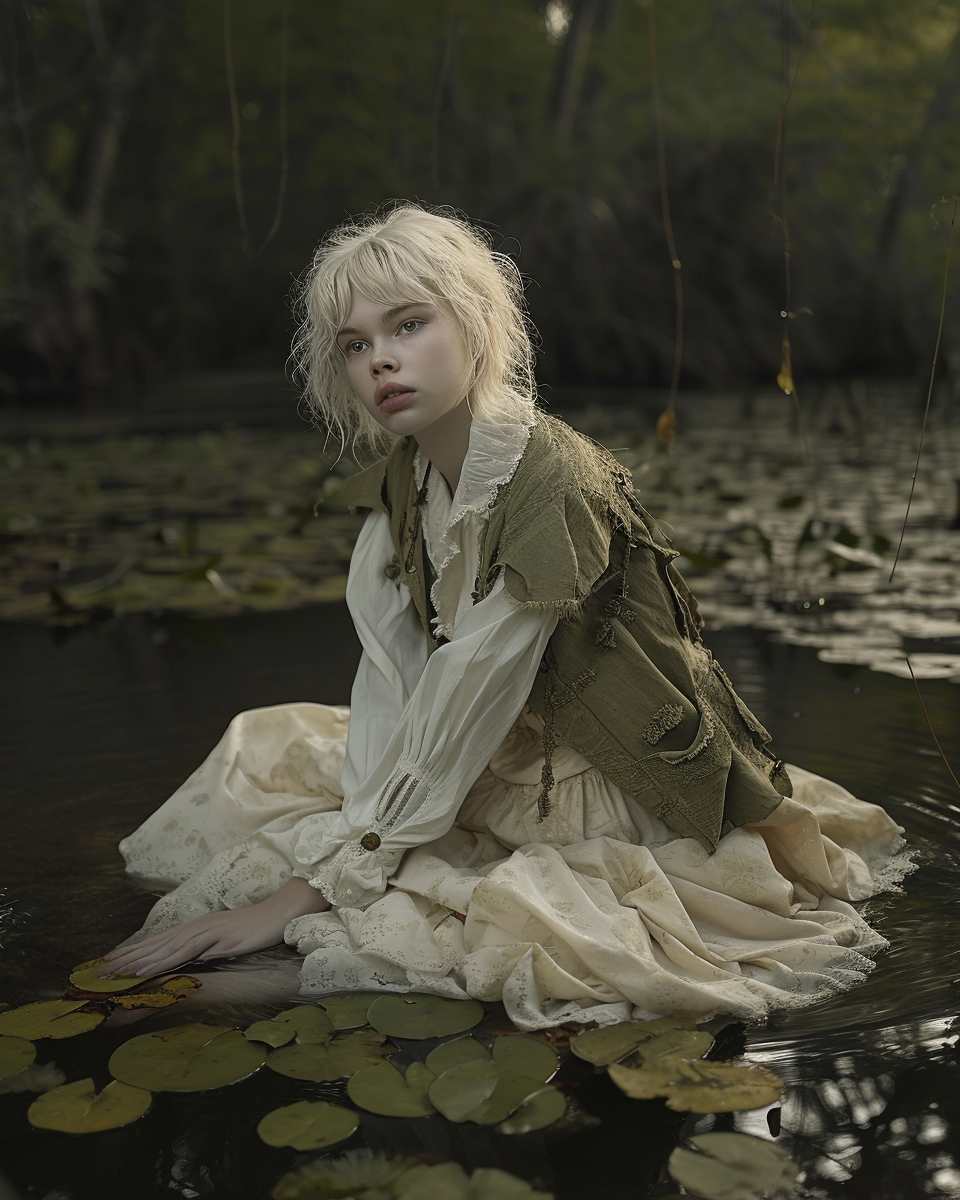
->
<box><xmin>906</xmin><ymin>657</ymin><xmax>960</xmax><ymax>792</ymax></box>
<box><xmin>889</xmin><ymin>194</ymin><xmax>958</xmax><ymax>581</ymax></box>
<box><xmin>648</xmin><ymin>0</ymin><xmax>683</xmax><ymax>448</ymax></box>
<box><xmin>223</xmin><ymin>0</ymin><xmax>249</xmax><ymax>257</ymax></box>
<box><xmin>259</xmin><ymin>0</ymin><xmax>289</xmax><ymax>254</ymax></box>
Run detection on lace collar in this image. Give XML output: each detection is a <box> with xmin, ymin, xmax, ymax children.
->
<box><xmin>415</xmin><ymin>410</ymin><xmax>535</xmax><ymax>637</ymax></box>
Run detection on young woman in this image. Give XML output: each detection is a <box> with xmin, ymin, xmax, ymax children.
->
<box><xmin>103</xmin><ymin>205</ymin><xmax>909</xmax><ymax>1030</ymax></box>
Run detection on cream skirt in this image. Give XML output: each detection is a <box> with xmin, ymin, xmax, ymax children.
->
<box><xmin>120</xmin><ymin>703</ymin><xmax>912</xmax><ymax>1030</ymax></box>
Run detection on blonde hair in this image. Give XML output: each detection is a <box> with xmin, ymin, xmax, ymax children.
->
<box><xmin>291</xmin><ymin>204</ymin><xmax>537</xmax><ymax>458</ymax></box>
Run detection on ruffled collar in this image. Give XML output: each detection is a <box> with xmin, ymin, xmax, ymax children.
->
<box><xmin>415</xmin><ymin>410</ymin><xmax>535</xmax><ymax>638</ymax></box>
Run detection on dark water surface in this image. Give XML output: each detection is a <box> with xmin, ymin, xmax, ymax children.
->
<box><xmin>1</xmin><ymin>607</ymin><xmax>959</xmax><ymax>1199</ymax></box>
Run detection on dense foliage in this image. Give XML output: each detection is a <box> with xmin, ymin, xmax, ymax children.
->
<box><xmin>1</xmin><ymin>0</ymin><xmax>958</xmax><ymax>396</ymax></box>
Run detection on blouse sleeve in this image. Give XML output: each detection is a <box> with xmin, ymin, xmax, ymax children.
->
<box><xmin>291</xmin><ymin>511</ymin><xmax>558</xmax><ymax>909</ymax></box>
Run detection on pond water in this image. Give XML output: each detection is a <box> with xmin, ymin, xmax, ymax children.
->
<box><xmin>1</xmin><ymin>605</ymin><xmax>958</xmax><ymax>1199</ymax></box>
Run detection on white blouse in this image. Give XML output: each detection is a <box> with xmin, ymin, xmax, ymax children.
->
<box><xmin>291</xmin><ymin>415</ymin><xmax>559</xmax><ymax>909</ymax></box>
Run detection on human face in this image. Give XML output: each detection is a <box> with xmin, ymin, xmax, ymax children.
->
<box><xmin>336</xmin><ymin>292</ymin><xmax>472</xmax><ymax>438</ymax></box>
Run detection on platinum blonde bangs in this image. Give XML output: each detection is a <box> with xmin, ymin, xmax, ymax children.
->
<box><xmin>291</xmin><ymin>204</ymin><xmax>537</xmax><ymax>459</ymax></box>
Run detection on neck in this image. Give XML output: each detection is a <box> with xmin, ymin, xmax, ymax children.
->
<box><xmin>414</xmin><ymin>400</ymin><xmax>472</xmax><ymax>495</ymax></box>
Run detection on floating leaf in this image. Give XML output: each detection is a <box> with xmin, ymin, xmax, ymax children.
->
<box><xmin>315</xmin><ymin>992</ymin><xmax>382</xmax><ymax>1030</ymax></box>
<box><xmin>367</xmin><ymin>993</ymin><xmax>484</xmax><ymax>1040</ymax></box>
<box><xmin>496</xmin><ymin>1085</ymin><xmax>567</xmax><ymax>1135</ymax></box>
<box><xmin>569</xmin><ymin>1017</ymin><xmax>696</xmax><ymax>1066</ymax></box>
<box><xmin>0</xmin><ymin>1061</ymin><xmax>66</xmax><ymax>1095</ymax></box>
<box><xmin>108</xmin><ymin>1023</ymin><xmax>267</xmax><ymax>1092</ymax></box>
<box><xmin>110</xmin><ymin>990</ymin><xmax>181</xmax><ymax>1011</ymax></box>
<box><xmin>492</xmin><ymin>1036</ymin><xmax>559</xmax><ymax>1083</ymax></box>
<box><xmin>428</xmin><ymin>1060</ymin><xmax>545</xmax><ymax>1126</ymax></box>
<box><xmin>245</xmin><ymin>1006</ymin><xmax>334</xmax><ymax>1047</ymax></box>
<box><xmin>0</xmin><ymin>1035</ymin><xmax>36</xmax><ymax>1080</ymax></box>
<box><xmin>266</xmin><ymin>1027</ymin><xmax>391</xmax><ymax>1082</ymax></box>
<box><xmin>622</xmin><ymin>1028</ymin><xmax>714</xmax><ymax>1066</ymax></box>
<box><xmin>668</xmin><ymin>1131</ymin><xmax>799</xmax><ymax>1200</ymax></box>
<box><xmin>0</xmin><ymin>1000</ymin><xmax>104</xmax><ymax>1040</ymax></box>
<box><xmin>347</xmin><ymin>1060</ymin><xmax>436</xmax><ymax>1117</ymax></box>
<box><xmin>272</xmin><ymin>1150</ymin><xmax>419</xmax><ymax>1200</ymax></box>
<box><xmin>256</xmin><ymin>1100</ymin><xmax>358</xmax><ymax>1151</ymax></box>
<box><xmin>160</xmin><ymin>975</ymin><xmax>202</xmax><ymax>993</ymax></box>
<box><xmin>28</xmin><ymin>1078</ymin><xmax>152</xmax><ymax>1133</ymax></box>
<box><xmin>397</xmin><ymin>1161</ymin><xmax>550</xmax><ymax>1200</ymax></box>
<box><xmin>609</xmin><ymin>1057</ymin><xmax>783</xmax><ymax>1113</ymax></box>
<box><xmin>425</xmin><ymin>1036</ymin><xmax>491</xmax><ymax>1076</ymax></box>
<box><xmin>69</xmin><ymin>957</ymin><xmax>145</xmax><ymax>994</ymax></box>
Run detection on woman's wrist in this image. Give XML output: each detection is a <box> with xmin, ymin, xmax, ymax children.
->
<box><xmin>263</xmin><ymin>875</ymin><xmax>331</xmax><ymax>920</ymax></box>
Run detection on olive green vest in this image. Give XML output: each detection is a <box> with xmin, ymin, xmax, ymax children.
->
<box><xmin>336</xmin><ymin>413</ymin><xmax>788</xmax><ymax>852</ymax></box>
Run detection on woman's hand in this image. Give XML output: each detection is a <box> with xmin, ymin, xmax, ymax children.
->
<box><xmin>100</xmin><ymin>877</ymin><xmax>331</xmax><ymax>979</ymax></box>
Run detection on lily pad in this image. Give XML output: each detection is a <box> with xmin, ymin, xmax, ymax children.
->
<box><xmin>266</xmin><ymin>1027</ymin><xmax>392</xmax><ymax>1082</ymax></box>
<box><xmin>0</xmin><ymin>1000</ymin><xmax>104</xmax><ymax>1040</ymax></box>
<box><xmin>347</xmin><ymin>1060</ymin><xmax>437</xmax><ymax>1117</ymax></box>
<box><xmin>272</xmin><ymin>1149</ymin><xmax>420</xmax><ymax>1200</ymax></box>
<box><xmin>425</xmin><ymin>1036</ymin><xmax>492</xmax><ymax>1076</ymax></box>
<box><xmin>621</xmin><ymin>1027</ymin><xmax>714</xmax><ymax>1066</ymax></box>
<box><xmin>245</xmin><ymin>1006</ymin><xmax>335</xmax><ymax>1047</ymax></box>
<box><xmin>397</xmin><ymin>1161</ymin><xmax>550</xmax><ymax>1200</ymax></box>
<box><xmin>108</xmin><ymin>1023</ymin><xmax>267</xmax><ymax>1092</ymax></box>
<box><xmin>367</xmin><ymin>993</ymin><xmax>484</xmax><ymax>1040</ymax></box>
<box><xmin>495</xmin><ymin>1085</ymin><xmax>567</xmax><ymax>1135</ymax></box>
<box><xmin>109</xmin><ymin>990</ymin><xmax>181</xmax><ymax>1011</ymax></box>
<box><xmin>0</xmin><ymin>1061</ymin><xmax>66</xmax><ymax>1095</ymax></box>
<box><xmin>668</xmin><ymin>1131</ymin><xmax>799</xmax><ymax>1200</ymax></box>
<box><xmin>28</xmin><ymin>1078</ymin><xmax>152</xmax><ymax>1133</ymax></box>
<box><xmin>69</xmin><ymin>957</ymin><xmax>145</xmax><ymax>993</ymax></box>
<box><xmin>316</xmin><ymin>992</ymin><xmax>383</xmax><ymax>1029</ymax></box>
<box><xmin>569</xmin><ymin>1017</ymin><xmax>697</xmax><ymax>1066</ymax></box>
<box><xmin>257</xmin><ymin>1099</ymin><xmax>359</xmax><ymax>1151</ymax></box>
<box><xmin>0</xmin><ymin>1035</ymin><xmax>36</xmax><ymax>1081</ymax></box>
<box><xmin>428</xmin><ymin>1060</ymin><xmax>545</xmax><ymax>1126</ymax></box>
<box><xmin>608</xmin><ymin>1057</ymin><xmax>783</xmax><ymax>1113</ymax></box>
<box><xmin>492</xmin><ymin>1035</ymin><xmax>559</xmax><ymax>1082</ymax></box>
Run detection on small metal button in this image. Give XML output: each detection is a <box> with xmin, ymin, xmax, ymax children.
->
<box><xmin>360</xmin><ymin>832</ymin><xmax>381</xmax><ymax>851</ymax></box>
<box><xmin>406</xmin><ymin>564</ymin><xmax>417</xmax><ymax>574</ymax></box>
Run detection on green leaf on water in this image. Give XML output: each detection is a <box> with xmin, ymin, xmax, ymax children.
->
<box><xmin>315</xmin><ymin>991</ymin><xmax>383</xmax><ymax>1029</ymax></box>
<box><xmin>0</xmin><ymin>1000</ymin><xmax>105</xmax><ymax>1040</ymax></box>
<box><xmin>346</xmin><ymin>1060</ymin><xmax>437</xmax><ymax>1117</ymax></box>
<box><xmin>397</xmin><ymin>1161</ymin><xmax>552</xmax><ymax>1200</ymax></box>
<box><xmin>69</xmin><ymin>957</ymin><xmax>145</xmax><ymax>993</ymax></box>
<box><xmin>492</xmin><ymin>1036</ymin><xmax>559</xmax><ymax>1083</ymax></box>
<box><xmin>367</xmin><ymin>993</ymin><xmax>484</xmax><ymax>1040</ymax></box>
<box><xmin>108</xmin><ymin>1023</ymin><xmax>267</xmax><ymax>1092</ymax></box>
<box><xmin>28</xmin><ymin>1078</ymin><xmax>152</xmax><ymax>1133</ymax></box>
<box><xmin>424</xmin><ymin>1035</ymin><xmax>491</xmax><ymax>1076</ymax></box>
<box><xmin>621</xmin><ymin>1027</ymin><xmax>714</xmax><ymax>1066</ymax></box>
<box><xmin>0</xmin><ymin>1035</ymin><xmax>36</xmax><ymax>1081</ymax></box>
<box><xmin>245</xmin><ymin>1006</ymin><xmax>334</xmax><ymax>1047</ymax></box>
<box><xmin>428</xmin><ymin>1060</ymin><xmax>546</xmax><ymax>1126</ymax></box>
<box><xmin>256</xmin><ymin>1099</ymin><xmax>359</xmax><ymax>1151</ymax></box>
<box><xmin>272</xmin><ymin>1149</ymin><xmax>419</xmax><ymax>1200</ymax></box>
<box><xmin>668</xmin><ymin>1131</ymin><xmax>799</xmax><ymax>1200</ymax></box>
<box><xmin>0</xmin><ymin>1060</ymin><xmax>67</xmax><ymax>1095</ymax></box>
<box><xmin>495</xmin><ymin>1085</ymin><xmax>567</xmax><ymax>1135</ymax></box>
<box><xmin>266</xmin><ymin>1027</ymin><xmax>392</xmax><ymax>1082</ymax></box>
<box><xmin>609</xmin><ymin>1056</ymin><xmax>783</xmax><ymax>1113</ymax></box>
<box><xmin>569</xmin><ymin>1017</ymin><xmax>697</xmax><ymax>1066</ymax></box>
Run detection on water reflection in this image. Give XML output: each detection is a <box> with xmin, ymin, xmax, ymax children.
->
<box><xmin>1</xmin><ymin>609</ymin><xmax>959</xmax><ymax>1199</ymax></box>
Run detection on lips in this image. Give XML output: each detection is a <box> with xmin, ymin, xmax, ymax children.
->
<box><xmin>376</xmin><ymin>384</ymin><xmax>415</xmax><ymax>413</ymax></box>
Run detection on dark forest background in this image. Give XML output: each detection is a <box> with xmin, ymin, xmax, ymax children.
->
<box><xmin>1</xmin><ymin>0</ymin><xmax>959</xmax><ymax>401</ymax></box>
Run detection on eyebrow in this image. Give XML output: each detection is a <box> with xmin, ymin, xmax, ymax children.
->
<box><xmin>336</xmin><ymin>302</ymin><xmax>432</xmax><ymax>340</ymax></box>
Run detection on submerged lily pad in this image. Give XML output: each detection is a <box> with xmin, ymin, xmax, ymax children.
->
<box><xmin>245</xmin><ymin>1006</ymin><xmax>334</xmax><ymax>1047</ymax></box>
<box><xmin>315</xmin><ymin>992</ymin><xmax>383</xmax><ymax>1029</ymax></box>
<box><xmin>0</xmin><ymin>1061</ymin><xmax>66</xmax><ymax>1095</ymax></box>
<box><xmin>271</xmin><ymin>1150</ymin><xmax>420</xmax><ymax>1200</ymax></box>
<box><xmin>569</xmin><ymin>1017</ymin><xmax>698</xmax><ymax>1066</ymax></box>
<box><xmin>609</xmin><ymin>1057</ymin><xmax>783</xmax><ymax>1113</ymax></box>
<box><xmin>346</xmin><ymin>1060</ymin><xmax>437</xmax><ymax>1117</ymax></box>
<box><xmin>668</xmin><ymin>1131</ymin><xmax>799</xmax><ymax>1200</ymax></box>
<box><xmin>266</xmin><ymin>1027</ymin><xmax>391</xmax><ymax>1082</ymax></box>
<box><xmin>397</xmin><ymin>1161</ymin><xmax>552</xmax><ymax>1199</ymax></box>
<box><xmin>108</xmin><ymin>1023</ymin><xmax>267</xmax><ymax>1092</ymax></box>
<box><xmin>492</xmin><ymin>1036</ymin><xmax>559</xmax><ymax>1082</ymax></box>
<box><xmin>0</xmin><ymin>1000</ymin><xmax>104</xmax><ymax>1040</ymax></box>
<box><xmin>425</xmin><ymin>1036</ymin><xmax>491</xmax><ymax>1076</ymax></box>
<box><xmin>495</xmin><ymin>1085</ymin><xmax>567</xmax><ymax>1135</ymax></box>
<box><xmin>28</xmin><ymin>1078</ymin><xmax>152</xmax><ymax>1133</ymax></box>
<box><xmin>367</xmin><ymin>994</ymin><xmax>484</xmax><ymax>1040</ymax></box>
<box><xmin>256</xmin><ymin>1099</ymin><xmax>359</xmax><ymax>1151</ymax></box>
<box><xmin>68</xmin><ymin>957</ymin><xmax>145</xmax><ymax>993</ymax></box>
<box><xmin>0</xmin><ymin>1035</ymin><xmax>36</xmax><ymax>1080</ymax></box>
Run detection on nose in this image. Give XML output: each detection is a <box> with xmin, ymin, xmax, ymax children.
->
<box><xmin>370</xmin><ymin>346</ymin><xmax>397</xmax><ymax>376</ymax></box>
